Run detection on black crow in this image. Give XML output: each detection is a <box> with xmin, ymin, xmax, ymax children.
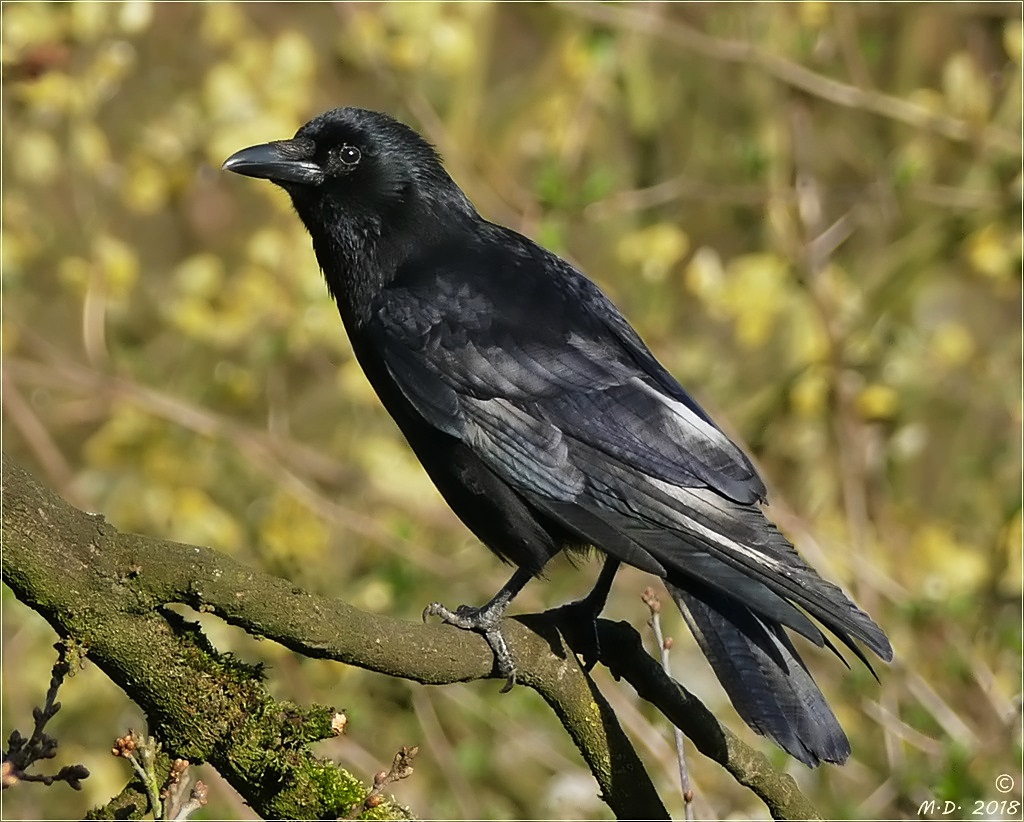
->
<box><xmin>223</xmin><ymin>107</ymin><xmax>892</xmax><ymax>766</ymax></box>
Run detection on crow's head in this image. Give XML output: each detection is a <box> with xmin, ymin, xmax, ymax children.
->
<box><xmin>223</xmin><ymin>108</ymin><xmax>474</xmax><ymax>236</ymax></box>
<box><xmin>223</xmin><ymin>108</ymin><xmax>478</xmax><ymax>316</ymax></box>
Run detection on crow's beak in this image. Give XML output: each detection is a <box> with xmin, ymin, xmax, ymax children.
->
<box><xmin>222</xmin><ymin>139</ymin><xmax>324</xmax><ymax>186</ymax></box>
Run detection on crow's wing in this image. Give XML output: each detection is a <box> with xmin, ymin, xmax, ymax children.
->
<box><xmin>371</xmin><ymin>235</ymin><xmax>891</xmax><ymax>665</ymax></box>
<box><xmin>377</xmin><ymin>235</ymin><xmax>765</xmax><ymax>503</ymax></box>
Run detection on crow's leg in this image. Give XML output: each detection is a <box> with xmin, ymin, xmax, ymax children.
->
<box><xmin>575</xmin><ymin>556</ymin><xmax>621</xmax><ymax>617</ymax></box>
<box><xmin>423</xmin><ymin>567</ymin><xmax>534</xmax><ymax>692</ymax></box>
<box><xmin>552</xmin><ymin>557</ymin><xmax>621</xmax><ymax>672</ymax></box>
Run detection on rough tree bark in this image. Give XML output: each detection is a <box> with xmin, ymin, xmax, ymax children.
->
<box><xmin>2</xmin><ymin>453</ymin><xmax>821</xmax><ymax>820</ymax></box>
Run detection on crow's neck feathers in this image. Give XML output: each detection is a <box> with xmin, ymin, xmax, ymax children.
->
<box><xmin>290</xmin><ymin>120</ymin><xmax>477</xmax><ymax>330</ymax></box>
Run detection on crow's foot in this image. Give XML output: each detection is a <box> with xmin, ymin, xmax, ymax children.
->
<box><xmin>423</xmin><ymin>601</ymin><xmax>517</xmax><ymax>692</ymax></box>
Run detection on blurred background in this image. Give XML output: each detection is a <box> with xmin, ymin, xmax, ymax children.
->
<box><xmin>2</xmin><ymin>3</ymin><xmax>1021</xmax><ymax>819</ymax></box>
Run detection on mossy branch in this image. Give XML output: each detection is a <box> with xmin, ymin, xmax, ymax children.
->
<box><xmin>2</xmin><ymin>453</ymin><xmax>819</xmax><ymax>820</ymax></box>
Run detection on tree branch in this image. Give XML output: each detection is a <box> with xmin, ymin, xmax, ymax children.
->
<box><xmin>2</xmin><ymin>453</ymin><xmax>819</xmax><ymax>819</ymax></box>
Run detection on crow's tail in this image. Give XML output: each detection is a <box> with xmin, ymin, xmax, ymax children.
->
<box><xmin>666</xmin><ymin>579</ymin><xmax>851</xmax><ymax>766</ymax></box>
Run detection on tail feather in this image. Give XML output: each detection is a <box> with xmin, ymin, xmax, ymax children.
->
<box><xmin>668</xmin><ymin>581</ymin><xmax>852</xmax><ymax>766</ymax></box>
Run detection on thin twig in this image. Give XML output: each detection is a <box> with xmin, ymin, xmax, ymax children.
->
<box><xmin>2</xmin><ymin>641</ymin><xmax>90</xmax><ymax>792</ymax></box>
<box><xmin>343</xmin><ymin>746</ymin><xmax>418</xmax><ymax>820</ymax></box>
<box><xmin>112</xmin><ymin>732</ymin><xmax>163</xmax><ymax>818</ymax></box>
<box><xmin>642</xmin><ymin>588</ymin><xmax>694</xmax><ymax>820</ymax></box>
<box><xmin>171</xmin><ymin>779</ymin><xmax>208</xmax><ymax>821</ymax></box>
<box><xmin>161</xmin><ymin>758</ymin><xmax>192</xmax><ymax>820</ymax></box>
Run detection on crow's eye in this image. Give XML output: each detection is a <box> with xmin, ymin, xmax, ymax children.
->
<box><xmin>339</xmin><ymin>145</ymin><xmax>361</xmax><ymax>166</ymax></box>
